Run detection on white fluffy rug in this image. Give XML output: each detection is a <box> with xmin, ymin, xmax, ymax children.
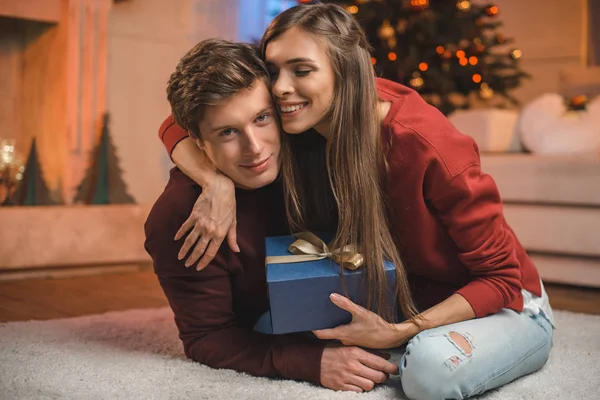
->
<box><xmin>1</xmin><ymin>308</ymin><xmax>599</xmax><ymax>400</ymax></box>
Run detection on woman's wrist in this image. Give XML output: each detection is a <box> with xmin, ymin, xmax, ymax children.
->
<box><xmin>203</xmin><ymin>170</ymin><xmax>235</xmax><ymax>195</ymax></box>
<box><xmin>387</xmin><ymin>320</ymin><xmax>422</xmax><ymax>348</ymax></box>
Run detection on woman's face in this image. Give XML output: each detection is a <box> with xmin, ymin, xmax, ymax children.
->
<box><xmin>265</xmin><ymin>27</ymin><xmax>336</xmax><ymax>136</ymax></box>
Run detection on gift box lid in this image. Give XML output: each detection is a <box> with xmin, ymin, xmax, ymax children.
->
<box><xmin>265</xmin><ymin>234</ymin><xmax>395</xmax><ymax>281</ymax></box>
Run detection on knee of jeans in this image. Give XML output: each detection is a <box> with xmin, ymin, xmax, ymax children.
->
<box><xmin>401</xmin><ymin>332</ymin><xmax>471</xmax><ymax>400</ymax></box>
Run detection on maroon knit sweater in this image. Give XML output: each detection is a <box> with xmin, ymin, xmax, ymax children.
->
<box><xmin>144</xmin><ymin>168</ymin><xmax>326</xmax><ymax>384</ymax></box>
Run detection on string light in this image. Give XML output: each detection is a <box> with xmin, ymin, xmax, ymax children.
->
<box><xmin>456</xmin><ymin>1</ymin><xmax>471</xmax><ymax>11</ymax></box>
<box><xmin>410</xmin><ymin>0</ymin><xmax>429</xmax><ymax>8</ymax></box>
<box><xmin>480</xmin><ymin>83</ymin><xmax>494</xmax><ymax>99</ymax></box>
<box><xmin>388</xmin><ymin>52</ymin><xmax>397</xmax><ymax>61</ymax></box>
<box><xmin>511</xmin><ymin>49</ymin><xmax>522</xmax><ymax>59</ymax></box>
<box><xmin>378</xmin><ymin>20</ymin><xmax>395</xmax><ymax>40</ymax></box>
<box><xmin>346</xmin><ymin>5</ymin><xmax>359</xmax><ymax>14</ymax></box>
<box><xmin>472</xmin><ymin>73</ymin><xmax>482</xmax><ymax>83</ymax></box>
<box><xmin>456</xmin><ymin>50</ymin><xmax>466</xmax><ymax>58</ymax></box>
<box><xmin>436</xmin><ymin>46</ymin><xmax>445</xmax><ymax>54</ymax></box>
<box><xmin>410</xmin><ymin>76</ymin><xmax>424</xmax><ymax>89</ymax></box>
<box><xmin>388</xmin><ymin>37</ymin><xmax>397</xmax><ymax>48</ymax></box>
<box><xmin>396</xmin><ymin>19</ymin><xmax>408</xmax><ymax>34</ymax></box>
<box><xmin>486</xmin><ymin>5</ymin><xmax>499</xmax><ymax>16</ymax></box>
<box><xmin>443</xmin><ymin>49</ymin><xmax>452</xmax><ymax>59</ymax></box>
<box><xmin>469</xmin><ymin>56</ymin><xmax>478</xmax><ymax>65</ymax></box>
<box><xmin>418</xmin><ymin>62</ymin><xmax>429</xmax><ymax>71</ymax></box>
<box><xmin>370</xmin><ymin>57</ymin><xmax>377</xmax><ymax>65</ymax></box>
<box><xmin>459</xmin><ymin>57</ymin><xmax>468</xmax><ymax>66</ymax></box>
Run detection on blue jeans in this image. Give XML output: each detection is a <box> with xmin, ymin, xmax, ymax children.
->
<box><xmin>391</xmin><ymin>309</ymin><xmax>554</xmax><ymax>400</ymax></box>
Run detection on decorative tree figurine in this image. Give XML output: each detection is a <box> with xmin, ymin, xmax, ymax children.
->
<box><xmin>326</xmin><ymin>0</ymin><xmax>529</xmax><ymax>114</ymax></box>
<box><xmin>11</xmin><ymin>138</ymin><xmax>56</xmax><ymax>206</ymax></box>
<box><xmin>74</xmin><ymin>114</ymin><xmax>135</xmax><ymax>204</ymax></box>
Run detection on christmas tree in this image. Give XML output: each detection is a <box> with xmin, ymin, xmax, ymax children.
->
<box><xmin>74</xmin><ymin>114</ymin><xmax>135</xmax><ymax>204</ymax></box>
<box><xmin>323</xmin><ymin>0</ymin><xmax>528</xmax><ymax>114</ymax></box>
<box><xmin>11</xmin><ymin>138</ymin><xmax>57</xmax><ymax>206</ymax></box>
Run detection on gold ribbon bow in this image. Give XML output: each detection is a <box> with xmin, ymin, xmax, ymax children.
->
<box><xmin>265</xmin><ymin>231</ymin><xmax>364</xmax><ymax>271</ymax></box>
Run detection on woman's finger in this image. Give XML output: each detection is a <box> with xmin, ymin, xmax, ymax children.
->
<box><xmin>312</xmin><ymin>326</ymin><xmax>344</xmax><ymax>341</ymax></box>
<box><xmin>226</xmin><ymin>216</ymin><xmax>239</xmax><ymax>252</ymax></box>
<box><xmin>174</xmin><ymin>217</ymin><xmax>197</xmax><ymax>241</ymax></box>
<box><xmin>178</xmin><ymin>225</ymin><xmax>202</xmax><ymax>261</ymax></box>
<box><xmin>329</xmin><ymin>293</ymin><xmax>362</xmax><ymax>316</ymax></box>
<box><xmin>196</xmin><ymin>239</ymin><xmax>222</xmax><ymax>271</ymax></box>
<box><xmin>185</xmin><ymin>236</ymin><xmax>210</xmax><ymax>267</ymax></box>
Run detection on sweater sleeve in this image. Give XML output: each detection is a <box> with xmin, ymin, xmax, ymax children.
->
<box><xmin>159</xmin><ymin>115</ymin><xmax>189</xmax><ymax>158</ymax></box>
<box><xmin>156</xmin><ymin>271</ymin><xmax>325</xmax><ymax>384</ymax></box>
<box><xmin>144</xmin><ymin>201</ymin><xmax>325</xmax><ymax>384</ymax></box>
<box><xmin>429</xmin><ymin>162</ymin><xmax>523</xmax><ymax>318</ymax></box>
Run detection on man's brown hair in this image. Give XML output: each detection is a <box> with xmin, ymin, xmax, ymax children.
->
<box><xmin>167</xmin><ymin>39</ymin><xmax>270</xmax><ymax>139</ymax></box>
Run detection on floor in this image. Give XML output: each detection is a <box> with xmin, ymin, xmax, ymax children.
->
<box><xmin>0</xmin><ymin>270</ymin><xmax>599</xmax><ymax>322</ymax></box>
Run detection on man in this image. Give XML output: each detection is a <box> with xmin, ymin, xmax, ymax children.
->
<box><xmin>144</xmin><ymin>39</ymin><xmax>397</xmax><ymax>392</ymax></box>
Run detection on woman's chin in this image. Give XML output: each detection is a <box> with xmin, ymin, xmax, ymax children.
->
<box><xmin>282</xmin><ymin>121</ymin><xmax>312</xmax><ymax>134</ymax></box>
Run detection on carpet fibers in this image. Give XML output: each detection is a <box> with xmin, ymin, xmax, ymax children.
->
<box><xmin>1</xmin><ymin>308</ymin><xmax>598</xmax><ymax>400</ymax></box>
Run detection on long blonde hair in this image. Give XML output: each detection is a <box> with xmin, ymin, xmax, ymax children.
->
<box><xmin>261</xmin><ymin>3</ymin><xmax>417</xmax><ymax>321</ymax></box>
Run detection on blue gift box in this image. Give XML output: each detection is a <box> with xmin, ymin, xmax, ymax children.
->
<box><xmin>254</xmin><ymin>234</ymin><xmax>397</xmax><ymax>335</ymax></box>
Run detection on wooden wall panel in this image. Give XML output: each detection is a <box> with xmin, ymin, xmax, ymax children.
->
<box><xmin>0</xmin><ymin>0</ymin><xmax>61</xmax><ymax>23</ymax></box>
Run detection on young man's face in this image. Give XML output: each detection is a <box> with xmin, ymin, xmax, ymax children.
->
<box><xmin>196</xmin><ymin>80</ymin><xmax>281</xmax><ymax>190</ymax></box>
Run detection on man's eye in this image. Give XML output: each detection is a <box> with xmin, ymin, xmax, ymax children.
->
<box><xmin>295</xmin><ymin>70</ymin><xmax>311</xmax><ymax>77</ymax></box>
<box><xmin>256</xmin><ymin>114</ymin><xmax>270</xmax><ymax>123</ymax></box>
<box><xmin>220</xmin><ymin>129</ymin><xmax>236</xmax><ymax>137</ymax></box>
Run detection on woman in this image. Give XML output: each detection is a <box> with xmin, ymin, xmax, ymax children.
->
<box><xmin>160</xmin><ymin>3</ymin><xmax>554</xmax><ymax>399</ymax></box>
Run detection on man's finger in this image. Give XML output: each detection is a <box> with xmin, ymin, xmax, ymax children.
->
<box><xmin>340</xmin><ymin>384</ymin><xmax>363</xmax><ymax>393</ymax></box>
<box><xmin>349</xmin><ymin>375</ymin><xmax>376</xmax><ymax>392</ymax></box>
<box><xmin>356</xmin><ymin>364</ymin><xmax>389</xmax><ymax>385</ymax></box>
<box><xmin>368</xmin><ymin>350</ymin><xmax>392</xmax><ymax>360</ymax></box>
<box><xmin>174</xmin><ymin>218</ymin><xmax>196</xmax><ymax>241</ymax></box>
<box><xmin>179</xmin><ymin>226</ymin><xmax>202</xmax><ymax>261</ymax></box>
<box><xmin>358</xmin><ymin>352</ymin><xmax>399</xmax><ymax>375</ymax></box>
<box><xmin>196</xmin><ymin>240</ymin><xmax>222</xmax><ymax>271</ymax></box>
<box><xmin>227</xmin><ymin>218</ymin><xmax>239</xmax><ymax>252</ymax></box>
<box><xmin>185</xmin><ymin>237</ymin><xmax>210</xmax><ymax>267</ymax></box>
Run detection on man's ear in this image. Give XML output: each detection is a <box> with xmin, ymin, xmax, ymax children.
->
<box><xmin>193</xmin><ymin>137</ymin><xmax>205</xmax><ymax>150</ymax></box>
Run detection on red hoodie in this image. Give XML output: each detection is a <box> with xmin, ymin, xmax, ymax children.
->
<box><xmin>159</xmin><ymin>78</ymin><xmax>542</xmax><ymax>319</ymax></box>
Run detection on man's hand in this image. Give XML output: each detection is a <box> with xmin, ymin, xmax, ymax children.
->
<box><xmin>320</xmin><ymin>344</ymin><xmax>398</xmax><ymax>392</ymax></box>
<box><xmin>175</xmin><ymin>173</ymin><xmax>239</xmax><ymax>270</ymax></box>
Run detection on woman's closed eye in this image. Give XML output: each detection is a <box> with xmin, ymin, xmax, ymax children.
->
<box><xmin>295</xmin><ymin>69</ymin><xmax>311</xmax><ymax>77</ymax></box>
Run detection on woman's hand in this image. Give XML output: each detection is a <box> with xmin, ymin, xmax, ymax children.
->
<box><xmin>313</xmin><ymin>294</ymin><xmax>418</xmax><ymax>349</ymax></box>
<box><xmin>175</xmin><ymin>172</ymin><xmax>239</xmax><ymax>270</ymax></box>
<box><xmin>320</xmin><ymin>344</ymin><xmax>398</xmax><ymax>392</ymax></box>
